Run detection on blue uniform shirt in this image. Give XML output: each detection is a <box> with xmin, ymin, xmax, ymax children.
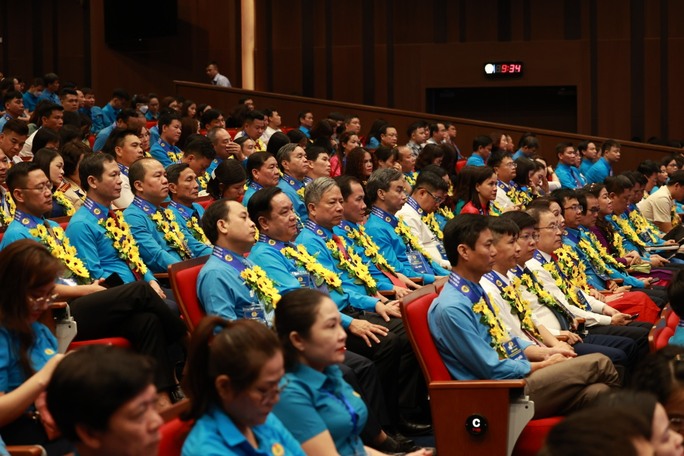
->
<box><xmin>428</xmin><ymin>272</ymin><xmax>532</xmax><ymax>380</ymax></box>
<box><xmin>150</xmin><ymin>139</ymin><xmax>182</xmax><ymax>168</ymax></box>
<box><xmin>167</xmin><ymin>201</ymin><xmax>212</xmax><ymax>257</ymax></box>
<box><xmin>465</xmin><ymin>154</ymin><xmax>485</xmax><ymax>167</ymax></box>
<box><xmin>197</xmin><ymin>248</ymin><xmax>259</xmax><ymax>321</ymax></box>
<box><xmin>0</xmin><ymin>211</ymin><xmax>60</xmax><ymax>249</ymax></box>
<box><xmin>0</xmin><ymin>323</ymin><xmax>57</xmax><ymax>394</ymax></box>
<box><xmin>585</xmin><ymin>157</ymin><xmax>612</xmax><ymax>184</ymax></box>
<box><xmin>579</xmin><ymin>158</ymin><xmax>595</xmax><ymax>176</ymax></box>
<box><xmin>66</xmin><ymin>199</ymin><xmax>155</xmax><ymax>283</ymax></box>
<box><xmin>182</xmin><ymin>406</ymin><xmax>304</xmax><ymax>456</ymax></box>
<box><xmin>273</xmin><ymin>364</ymin><xmax>368</xmax><ymax>456</ymax></box>
<box><xmin>22</xmin><ymin>92</ymin><xmax>40</xmax><ymax>113</ymax></box>
<box><xmin>93</xmin><ymin>122</ymin><xmax>116</xmax><ymax>152</ymax></box>
<box><xmin>555</xmin><ymin>162</ymin><xmax>587</xmax><ymax>189</ymax></box>
<box><xmin>295</xmin><ymin>221</ymin><xmax>379</xmax><ymax>314</ymax></box>
<box><xmin>364</xmin><ymin>207</ymin><xmax>438</xmax><ymax>283</ymax></box>
<box><xmin>37</xmin><ymin>89</ymin><xmax>60</xmax><ymax>106</ymax></box>
<box><xmin>0</xmin><ymin>114</ymin><xmax>12</xmax><ymax>132</ymax></box>
<box><xmin>123</xmin><ymin>197</ymin><xmax>185</xmax><ymax>273</ymax></box>
<box><xmin>242</xmin><ymin>182</ymin><xmax>264</xmax><ymax>207</ymax></box>
<box><xmin>277</xmin><ymin>176</ymin><xmax>309</xmax><ymax>225</ymax></box>
<box><xmin>100</xmin><ymin>103</ymin><xmax>119</xmax><ymax>129</ymax></box>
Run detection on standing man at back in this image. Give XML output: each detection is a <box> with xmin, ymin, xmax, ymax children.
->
<box><xmin>206</xmin><ymin>62</ymin><xmax>231</xmax><ymax>87</ymax></box>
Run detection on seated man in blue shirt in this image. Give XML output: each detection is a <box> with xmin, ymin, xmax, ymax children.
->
<box><xmin>65</xmin><ymin>153</ymin><xmax>166</xmax><ymax>298</ymax></box>
<box><xmin>428</xmin><ymin>214</ymin><xmax>619</xmax><ymax>418</ymax></box>
<box><xmin>124</xmin><ymin>158</ymin><xmax>194</xmax><ymax>274</ymax></box>
<box><xmin>296</xmin><ymin>177</ymin><xmax>431</xmax><ymax>432</ymax></box>
<box><xmin>364</xmin><ymin>168</ymin><xmax>450</xmax><ymax>283</ymax></box>
<box><xmin>37</xmin><ymin>72</ymin><xmax>60</xmax><ymax>105</ymax></box>
<box><xmin>512</xmin><ymin>135</ymin><xmax>539</xmax><ymax>160</ymax></box>
<box><xmin>149</xmin><ymin>111</ymin><xmax>183</xmax><ymax>168</ymax></box>
<box><xmin>166</xmin><ymin>163</ymin><xmax>212</xmax><ymax>257</ymax></box>
<box><xmin>92</xmin><ymin>88</ymin><xmax>129</xmax><ymax>134</ymax></box>
<box><xmin>93</xmin><ymin>108</ymin><xmax>145</xmax><ymax>152</ymax></box>
<box><xmin>465</xmin><ymin>135</ymin><xmax>493</xmax><ymax>167</ymax></box>
<box><xmin>586</xmin><ymin>139</ymin><xmax>621</xmax><ymax>184</ymax></box>
<box><xmin>555</xmin><ymin>142</ymin><xmax>587</xmax><ymax>189</ymax></box>
<box><xmin>197</xmin><ymin>199</ymin><xmax>279</xmax><ymax>323</ymax></box>
<box><xmin>276</xmin><ymin>143</ymin><xmax>309</xmax><ymax>225</ymax></box>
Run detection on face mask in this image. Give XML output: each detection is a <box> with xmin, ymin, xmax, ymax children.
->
<box><xmin>138</xmin><ymin>105</ymin><xmax>149</xmax><ymax>114</ymax></box>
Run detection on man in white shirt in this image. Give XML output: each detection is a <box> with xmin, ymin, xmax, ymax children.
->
<box><xmin>0</xmin><ymin>118</ymin><xmax>29</xmax><ymax>165</ymax></box>
<box><xmin>105</xmin><ymin>129</ymin><xmax>144</xmax><ymax>209</ymax></box>
<box><xmin>205</xmin><ymin>62</ymin><xmax>231</xmax><ymax>87</ymax></box>
<box><xmin>395</xmin><ymin>170</ymin><xmax>450</xmax><ymax>269</ymax></box>
<box><xmin>637</xmin><ymin>169</ymin><xmax>684</xmax><ymax>233</ymax></box>
<box><xmin>261</xmin><ymin>108</ymin><xmax>282</xmax><ymax>145</ymax></box>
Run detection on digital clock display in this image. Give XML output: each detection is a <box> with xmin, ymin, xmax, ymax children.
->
<box><xmin>484</xmin><ymin>62</ymin><xmax>524</xmax><ymax>77</ymax></box>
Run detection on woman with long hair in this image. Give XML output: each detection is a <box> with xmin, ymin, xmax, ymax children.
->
<box><xmin>33</xmin><ymin>147</ymin><xmax>73</xmax><ymax>217</ymax></box>
<box><xmin>455</xmin><ymin>166</ymin><xmax>497</xmax><ymax>215</ymax></box>
<box><xmin>206</xmin><ymin>159</ymin><xmax>248</xmax><ymax>202</ymax></box>
<box><xmin>344</xmin><ymin>147</ymin><xmax>373</xmax><ymax>184</ymax></box>
<box><xmin>0</xmin><ymin>240</ymin><xmax>72</xmax><ymax>454</ymax></box>
<box><xmin>182</xmin><ymin>316</ymin><xmax>304</xmax><ymax>455</ymax></box>
<box><xmin>330</xmin><ymin>131</ymin><xmax>361</xmax><ymax>177</ymax></box>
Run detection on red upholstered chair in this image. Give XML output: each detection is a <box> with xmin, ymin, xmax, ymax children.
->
<box><xmin>402</xmin><ymin>292</ymin><xmax>560</xmax><ymax>456</ymax></box>
<box><xmin>455</xmin><ymin>159</ymin><xmax>468</xmax><ymax>172</ymax></box>
<box><xmin>667</xmin><ymin>310</ymin><xmax>680</xmax><ymax>330</ymax></box>
<box><xmin>146</xmin><ymin>120</ymin><xmax>157</xmax><ymax>130</ymax></box>
<box><xmin>6</xmin><ymin>446</ymin><xmax>45</xmax><ymax>455</ymax></box>
<box><xmin>68</xmin><ymin>338</ymin><xmax>132</xmax><ymax>351</ymax></box>
<box><xmin>650</xmin><ymin>315</ymin><xmax>674</xmax><ymax>352</ymax></box>
<box><xmin>168</xmin><ymin>256</ymin><xmax>210</xmax><ymax>332</ymax></box>
<box><xmin>158</xmin><ymin>399</ymin><xmax>193</xmax><ymax>456</ymax></box>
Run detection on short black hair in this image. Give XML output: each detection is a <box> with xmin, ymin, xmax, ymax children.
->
<box><xmin>601</xmin><ymin>139</ymin><xmax>621</xmax><ymax>152</ymax></box>
<box><xmin>166</xmin><ymin>162</ymin><xmax>191</xmax><ymax>185</ymax></box>
<box><xmin>472</xmin><ymin>135</ymin><xmax>493</xmax><ymax>150</ymax></box>
<box><xmin>103</xmin><ymin>128</ymin><xmax>140</xmax><ymax>155</ymax></box>
<box><xmin>305</xmin><ymin>145</ymin><xmax>328</xmax><ymax>163</ymax></box>
<box><xmin>487</xmin><ymin>148</ymin><xmax>512</xmax><ymax>168</ymax></box>
<box><xmin>604</xmin><ymin>175</ymin><xmax>633</xmax><ymax>195</ymax></box>
<box><xmin>46</xmin><ymin>345</ymin><xmax>154</xmax><ymax>442</ymax></box>
<box><xmin>112</xmin><ymin>88</ymin><xmax>130</xmax><ymax>101</ymax></box>
<box><xmin>201</xmin><ymin>199</ymin><xmax>231</xmax><ymax>244</ymax></box>
<box><xmin>247</xmin><ymin>187</ymin><xmax>284</xmax><ymax>230</ymax></box>
<box><xmin>550</xmin><ymin>188</ymin><xmax>577</xmax><ymax>208</ymax></box>
<box><xmin>488</xmin><ymin>217</ymin><xmax>520</xmax><ymax>238</ymax></box>
<box><xmin>335</xmin><ymin>175</ymin><xmax>362</xmax><ymax>200</ymax></box>
<box><xmin>637</xmin><ymin>160</ymin><xmax>660</xmax><ymax>177</ymax></box>
<box><xmin>499</xmin><ymin>210</ymin><xmax>536</xmax><ymax>231</ymax></box>
<box><xmin>414</xmin><ymin>170</ymin><xmax>448</xmax><ymax>194</ymax></box>
<box><xmin>669</xmin><ymin>170</ymin><xmax>684</xmax><ymax>187</ymax></box>
<box><xmin>200</xmin><ymin>109</ymin><xmax>223</xmax><ymax>129</ymax></box>
<box><xmin>7</xmin><ymin>162</ymin><xmax>42</xmax><ymax>194</ymax></box>
<box><xmin>2</xmin><ymin>118</ymin><xmax>29</xmax><ymax>136</ymax></box>
<box><xmin>79</xmin><ymin>152</ymin><xmax>116</xmax><ymax>192</ymax></box>
<box><xmin>158</xmin><ymin>110</ymin><xmax>182</xmax><ymax>130</ymax></box>
<box><xmin>184</xmin><ymin>137</ymin><xmax>217</xmax><ymax>161</ymax></box>
<box><xmin>443</xmin><ymin>214</ymin><xmax>490</xmax><ymax>266</ymax></box>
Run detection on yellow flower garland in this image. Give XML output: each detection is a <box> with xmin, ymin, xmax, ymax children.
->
<box><xmin>186</xmin><ymin>217</ymin><xmax>210</xmax><ymax>245</ymax></box>
<box><xmin>281</xmin><ymin>244</ymin><xmax>343</xmax><ymax>292</ymax></box>
<box><xmin>325</xmin><ymin>238</ymin><xmax>377</xmax><ymax>295</ymax></box>
<box><xmin>150</xmin><ymin>209</ymin><xmax>193</xmax><ymax>259</ymax></box>
<box><xmin>612</xmin><ymin>215</ymin><xmax>647</xmax><ymax>249</ymax></box>
<box><xmin>555</xmin><ymin>245</ymin><xmax>590</xmax><ymax>292</ymax></box>
<box><xmin>437</xmin><ymin>206</ymin><xmax>454</xmax><ymax>221</ymax></box>
<box><xmin>99</xmin><ymin>213</ymin><xmax>149</xmax><ymax>276</ymax></box>
<box><xmin>472</xmin><ymin>294</ymin><xmax>509</xmax><ymax>359</ymax></box>
<box><xmin>542</xmin><ymin>260</ymin><xmax>586</xmax><ymax>310</ymax></box>
<box><xmin>395</xmin><ymin>216</ymin><xmax>432</xmax><ymax>260</ymax></box>
<box><xmin>421</xmin><ymin>212</ymin><xmax>444</xmax><ymax>240</ymax></box>
<box><xmin>345</xmin><ymin>225</ymin><xmax>397</xmax><ymax>275</ymax></box>
<box><xmin>29</xmin><ymin>224</ymin><xmax>90</xmax><ymax>282</ymax></box>
<box><xmin>296</xmin><ymin>187</ymin><xmax>305</xmax><ymax>201</ymax></box>
<box><xmin>519</xmin><ymin>271</ymin><xmax>570</xmax><ymax>317</ymax></box>
<box><xmin>0</xmin><ymin>193</ymin><xmax>13</xmax><ymax>226</ymax></box>
<box><xmin>502</xmin><ymin>279</ymin><xmax>542</xmax><ymax>341</ymax></box>
<box><xmin>628</xmin><ymin>209</ymin><xmax>662</xmax><ymax>243</ymax></box>
<box><xmin>672</xmin><ymin>204</ymin><xmax>681</xmax><ymax>227</ymax></box>
<box><xmin>197</xmin><ymin>172</ymin><xmax>210</xmax><ymax>192</ymax></box>
<box><xmin>583</xmin><ymin>231</ymin><xmax>627</xmax><ymax>272</ymax></box>
<box><xmin>240</xmin><ymin>265</ymin><xmax>281</xmax><ymax>313</ymax></box>
<box><xmin>53</xmin><ymin>190</ymin><xmax>75</xmax><ymax>216</ymax></box>
<box><xmin>611</xmin><ymin>231</ymin><xmax>628</xmax><ymax>257</ymax></box>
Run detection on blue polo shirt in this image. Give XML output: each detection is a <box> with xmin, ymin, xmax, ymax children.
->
<box><xmin>273</xmin><ymin>364</ymin><xmax>368</xmax><ymax>456</ymax></box>
<box><xmin>555</xmin><ymin>162</ymin><xmax>587</xmax><ymax>189</ymax></box>
<box><xmin>465</xmin><ymin>154</ymin><xmax>485</xmax><ymax>167</ymax></box>
<box><xmin>182</xmin><ymin>406</ymin><xmax>304</xmax><ymax>456</ymax></box>
<box><xmin>585</xmin><ymin>157</ymin><xmax>612</xmax><ymax>184</ymax></box>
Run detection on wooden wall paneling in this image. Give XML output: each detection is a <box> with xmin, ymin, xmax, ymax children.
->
<box><xmin>461</xmin><ymin>0</ymin><xmax>499</xmax><ymax>43</ymax></box>
<box><xmin>393</xmin><ymin>0</ymin><xmax>434</xmax><ymax>44</ymax></box>
<box><xmin>630</xmin><ymin>0</ymin><xmax>645</xmax><ymax>141</ymax></box>
<box><xmin>594</xmin><ymin>38</ymin><xmax>631</xmax><ymax>140</ymax></box>
<box><xmin>392</xmin><ymin>44</ymin><xmax>424</xmax><ymax>113</ymax></box>
<box><xmin>528</xmin><ymin>0</ymin><xmax>565</xmax><ymax>41</ymax></box>
<box><xmin>659</xmin><ymin>0</ymin><xmax>668</xmax><ymax>139</ymax></box>
<box><xmin>361</xmin><ymin>0</ymin><xmax>375</xmax><ymax>105</ymax></box>
<box><xmin>55</xmin><ymin>0</ymin><xmax>87</xmax><ymax>87</ymax></box>
<box><xmin>643</xmin><ymin>39</ymin><xmax>661</xmax><ymax>142</ymax></box>
<box><xmin>563</xmin><ymin>0</ymin><xmax>581</xmax><ymax>40</ymax></box>
<box><xmin>667</xmin><ymin>0</ymin><xmax>684</xmax><ymax>38</ymax></box>
<box><xmin>509</xmin><ymin>0</ymin><xmax>526</xmax><ymax>42</ymax></box>
<box><xmin>666</xmin><ymin>38</ymin><xmax>684</xmax><ymax>141</ymax></box>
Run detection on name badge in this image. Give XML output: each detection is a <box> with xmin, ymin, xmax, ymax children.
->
<box><xmin>502</xmin><ymin>338</ymin><xmax>525</xmax><ymax>360</ymax></box>
<box><xmin>407</xmin><ymin>250</ymin><xmax>429</xmax><ymax>274</ymax></box>
<box><xmin>293</xmin><ymin>271</ymin><xmax>313</xmax><ymax>288</ymax></box>
<box><xmin>436</xmin><ymin>241</ymin><xmax>448</xmax><ymax>261</ymax></box>
<box><xmin>243</xmin><ymin>303</ymin><xmax>266</xmax><ymax>323</ymax></box>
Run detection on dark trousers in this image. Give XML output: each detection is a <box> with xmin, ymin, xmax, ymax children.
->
<box><xmin>587</xmin><ymin>321</ymin><xmax>650</xmax><ymax>368</ymax></box>
<box><xmin>574</xmin><ymin>334</ymin><xmax>636</xmax><ymax>367</ymax></box>
<box><xmin>343</xmin><ymin>309</ymin><xmax>427</xmax><ymax>423</ymax></box>
<box><xmin>341</xmin><ymin>351</ymin><xmax>390</xmax><ymax>443</ymax></box>
<box><xmin>69</xmin><ymin>281</ymin><xmax>187</xmax><ymax>391</ymax></box>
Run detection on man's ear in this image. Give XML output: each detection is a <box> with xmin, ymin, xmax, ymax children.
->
<box><xmin>168</xmin><ymin>182</ymin><xmax>178</xmax><ymax>196</ymax></box>
<box><xmin>456</xmin><ymin>243</ymin><xmax>469</xmax><ymax>261</ymax></box>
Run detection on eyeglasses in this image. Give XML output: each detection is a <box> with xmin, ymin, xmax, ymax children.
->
<box><xmin>537</xmin><ymin>223</ymin><xmax>562</xmax><ymax>232</ymax></box>
<box><xmin>563</xmin><ymin>204</ymin><xmax>583</xmax><ymax>213</ymax></box>
<box><xmin>519</xmin><ymin>232</ymin><xmax>540</xmax><ymax>241</ymax></box>
<box><xmin>423</xmin><ymin>189</ymin><xmax>445</xmax><ymax>204</ymax></box>
<box><xmin>588</xmin><ymin>207</ymin><xmax>600</xmax><ymax>213</ymax></box>
<box><xmin>20</xmin><ymin>181</ymin><xmax>53</xmax><ymax>193</ymax></box>
<box><xmin>28</xmin><ymin>293</ymin><xmax>59</xmax><ymax>312</ymax></box>
<box><xmin>254</xmin><ymin>378</ymin><xmax>289</xmax><ymax>405</ymax></box>
<box><xmin>504</xmin><ymin>162</ymin><xmax>518</xmax><ymax>168</ymax></box>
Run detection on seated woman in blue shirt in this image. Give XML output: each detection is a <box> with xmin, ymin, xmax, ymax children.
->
<box><xmin>273</xmin><ymin>289</ymin><xmax>431</xmax><ymax>456</ymax></box>
<box><xmin>0</xmin><ymin>240</ymin><xmax>71</xmax><ymax>455</ymax></box>
<box><xmin>181</xmin><ymin>316</ymin><xmax>304</xmax><ymax>456</ymax></box>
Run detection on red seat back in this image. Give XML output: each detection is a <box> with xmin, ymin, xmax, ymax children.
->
<box><xmin>668</xmin><ymin>311</ymin><xmax>680</xmax><ymax>329</ymax></box>
<box><xmin>402</xmin><ymin>292</ymin><xmax>450</xmax><ymax>382</ymax></box>
<box><xmin>169</xmin><ymin>256</ymin><xmax>209</xmax><ymax>332</ymax></box>
<box><xmin>455</xmin><ymin>159</ymin><xmax>468</xmax><ymax>172</ymax></box>
<box><xmin>657</xmin><ymin>327</ymin><xmax>675</xmax><ymax>351</ymax></box>
<box><xmin>650</xmin><ymin>315</ymin><xmax>671</xmax><ymax>352</ymax></box>
<box><xmin>158</xmin><ymin>418</ymin><xmax>193</xmax><ymax>456</ymax></box>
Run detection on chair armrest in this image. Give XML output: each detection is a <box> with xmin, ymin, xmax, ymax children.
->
<box><xmin>7</xmin><ymin>446</ymin><xmax>46</xmax><ymax>456</ymax></box>
<box><xmin>154</xmin><ymin>273</ymin><xmax>169</xmax><ymax>280</ymax></box>
<box><xmin>408</xmin><ymin>277</ymin><xmax>424</xmax><ymax>285</ymax></box>
<box><xmin>429</xmin><ymin>379</ymin><xmax>527</xmax><ymax>390</ymax></box>
<box><xmin>379</xmin><ymin>290</ymin><xmax>396</xmax><ymax>298</ymax></box>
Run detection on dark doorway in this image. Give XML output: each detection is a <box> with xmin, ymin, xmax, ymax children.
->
<box><xmin>426</xmin><ymin>86</ymin><xmax>578</xmax><ymax>133</ymax></box>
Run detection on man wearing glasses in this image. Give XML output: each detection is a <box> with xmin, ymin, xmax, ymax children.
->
<box><xmin>488</xmin><ymin>149</ymin><xmax>518</xmax><ymax>211</ymax></box>
<box><xmin>525</xmin><ymin>206</ymin><xmax>650</xmax><ymax>368</ymax></box>
<box><xmin>555</xmin><ymin>143</ymin><xmax>587</xmax><ymax>189</ymax></box>
<box><xmin>396</xmin><ymin>170</ymin><xmax>451</xmax><ymax>269</ymax></box>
